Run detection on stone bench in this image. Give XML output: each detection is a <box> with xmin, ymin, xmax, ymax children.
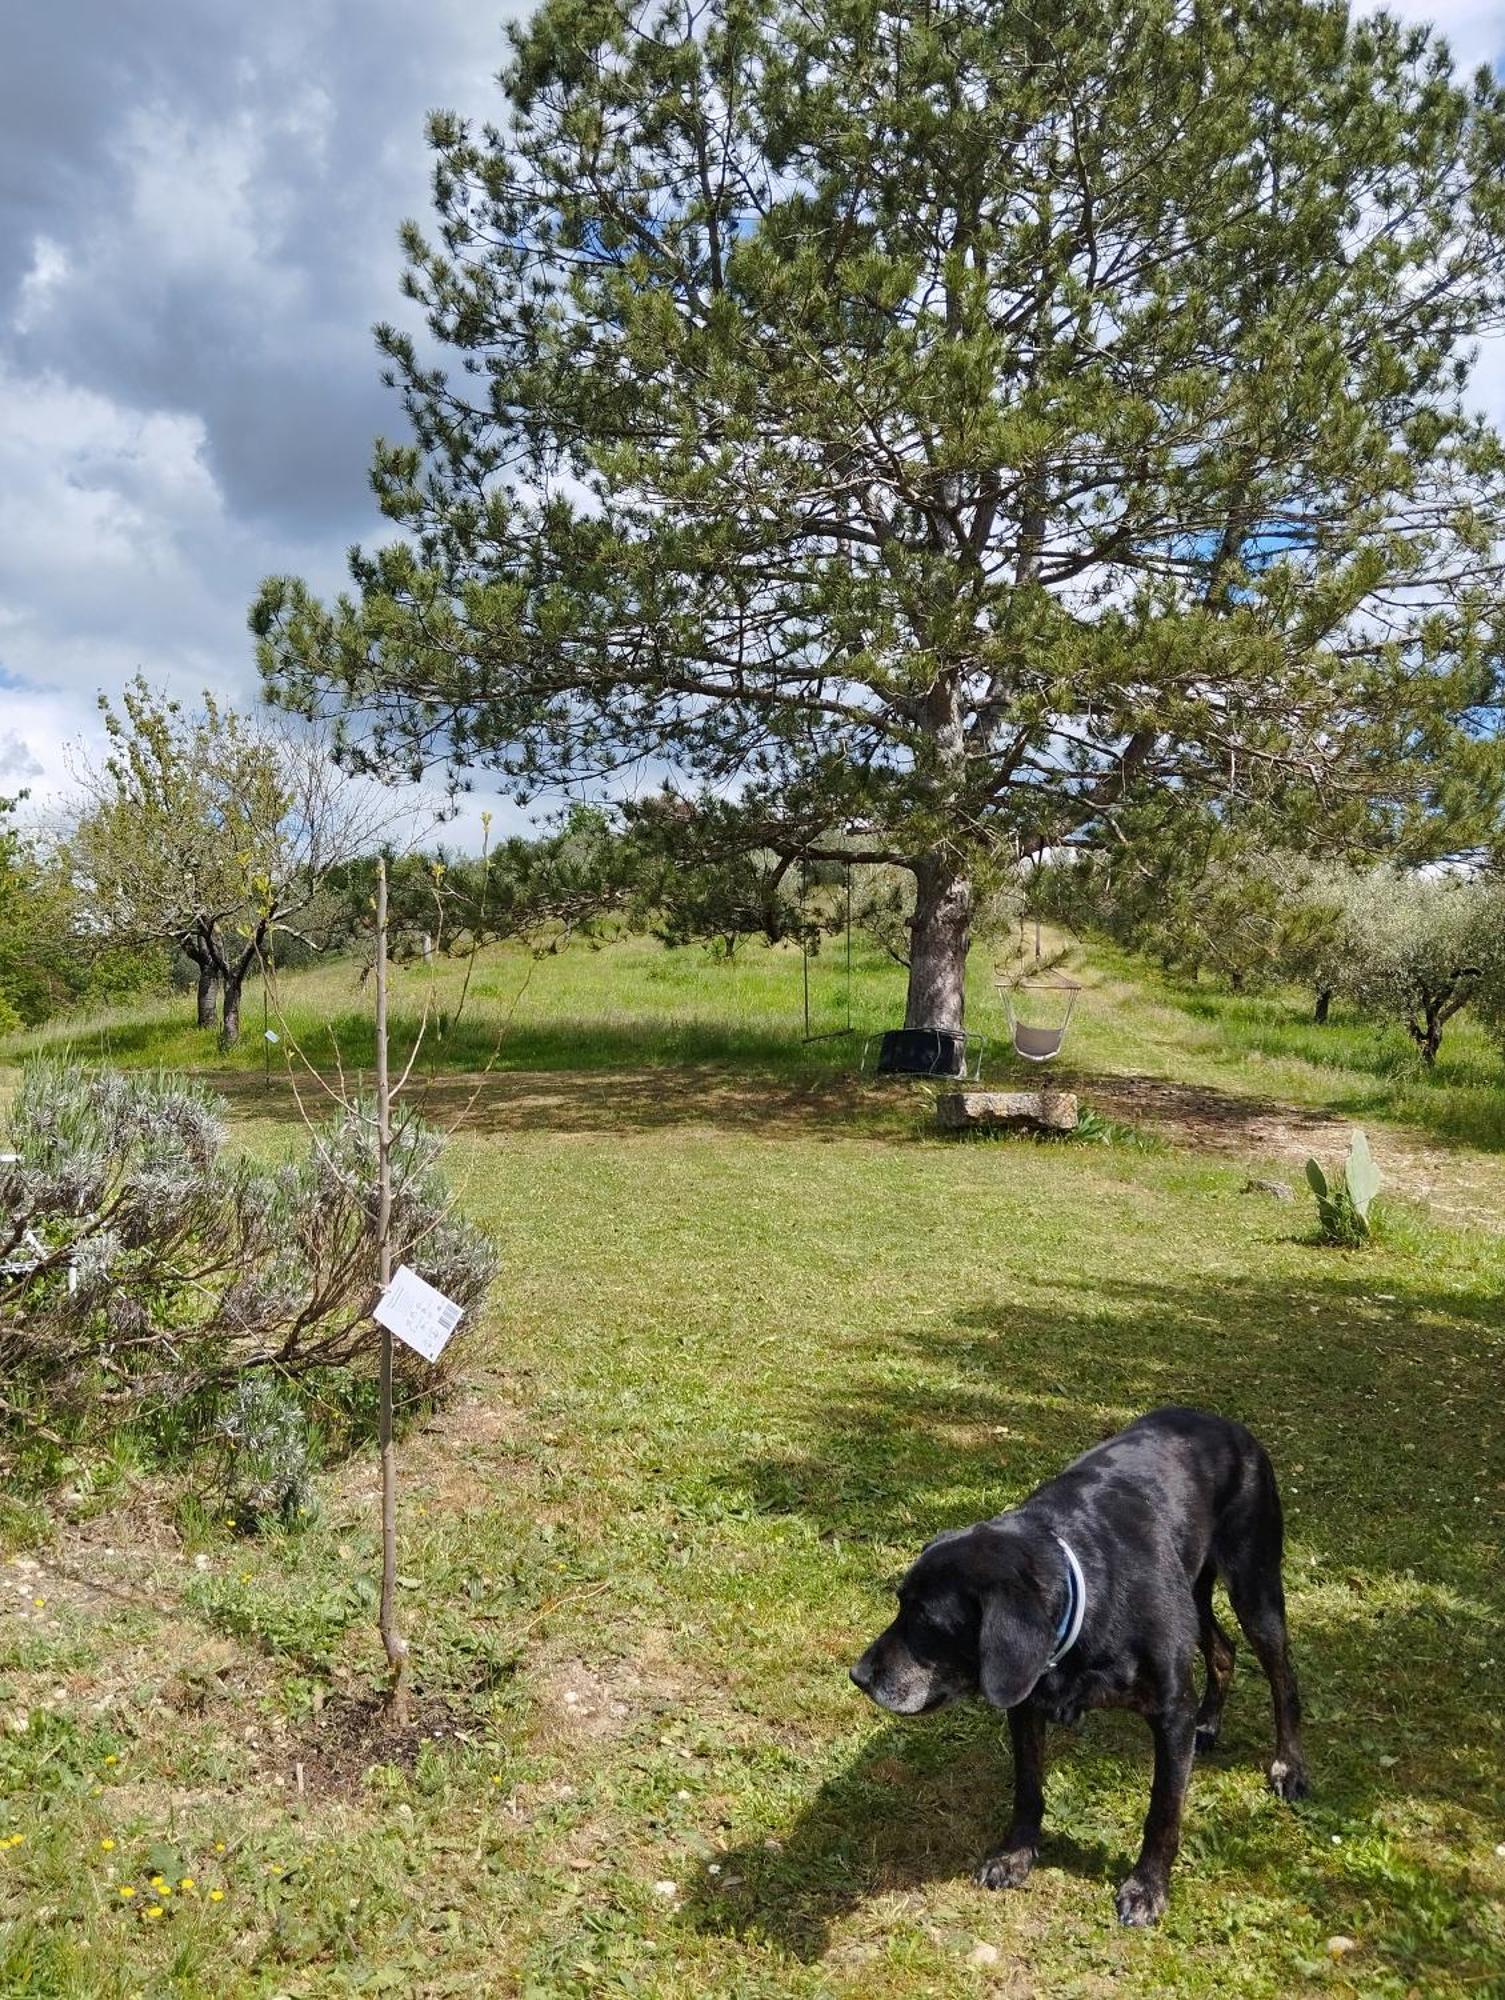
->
<box><xmin>935</xmin><ymin>1089</ymin><xmax>1079</xmax><ymax>1135</ymax></box>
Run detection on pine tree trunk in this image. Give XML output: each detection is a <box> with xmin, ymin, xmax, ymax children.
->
<box><xmin>196</xmin><ymin>962</ymin><xmax>219</xmax><ymax>1029</ymax></box>
<box><xmin>904</xmin><ymin>853</ymin><xmax>973</xmax><ymax>1031</ymax></box>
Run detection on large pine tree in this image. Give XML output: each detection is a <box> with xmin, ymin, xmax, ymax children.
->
<box><xmin>255</xmin><ymin>0</ymin><xmax>1505</xmax><ymax>1029</ymax></box>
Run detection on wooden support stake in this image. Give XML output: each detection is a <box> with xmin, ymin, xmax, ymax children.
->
<box><xmin>374</xmin><ymin>857</ymin><xmax>411</xmax><ymax>1726</ymax></box>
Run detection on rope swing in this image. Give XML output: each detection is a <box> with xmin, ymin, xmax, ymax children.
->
<box><xmin>996</xmin><ymin>910</ymin><xmax>1080</xmax><ymax>1064</ymax></box>
<box><xmin>800</xmin><ymin>849</ymin><xmax>854</xmax><ymax>1043</ymax></box>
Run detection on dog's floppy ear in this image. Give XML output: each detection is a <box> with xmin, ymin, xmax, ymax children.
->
<box><xmin>976</xmin><ymin>1536</ymin><xmax>1053</xmax><ymax>1711</ymax></box>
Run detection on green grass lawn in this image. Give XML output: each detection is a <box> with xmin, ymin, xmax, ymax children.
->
<box><xmin>1070</xmin><ymin>942</ymin><xmax>1505</xmax><ymax>1154</ymax></box>
<box><xmin>13</xmin><ymin>928</ymin><xmax>1504</xmax><ymax>1151</ymax></box>
<box><xmin>2</xmin><ymin>941</ymin><xmax>1504</xmax><ymax>1997</ymax></box>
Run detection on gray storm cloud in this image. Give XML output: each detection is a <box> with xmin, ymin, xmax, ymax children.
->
<box><xmin>2</xmin><ymin>2</ymin><xmax>504</xmax><ymax>533</ymax></box>
<box><xmin>0</xmin><ymin>0</ymin><xmax>515</xmax><ymax>832</ymax></box>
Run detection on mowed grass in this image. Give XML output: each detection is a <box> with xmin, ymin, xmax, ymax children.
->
<box><xmin>4</xmin><ymin>933</ymin><xmax>898</xmax><ymax>1084</ymax></box>
<box><xmin>12</xmin><ymin>927</ymin><xmax>1505</xmax><ymax>1151</ymax></box>
<box><xmin>1064</xmin><ymin>941</ymin><xmax>1505</xmax><ymax>1155</ymax></box>
<box><xmin>1</xmin><ymin>940</ymin><xmax>1503</xmax><ymax>1997</ymax></box>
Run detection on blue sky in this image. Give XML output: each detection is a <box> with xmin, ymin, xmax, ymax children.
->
<box><xmin>1</xmin><ymin>0</ymin><xmax>1503</xmax><ymax>841</ymax></box>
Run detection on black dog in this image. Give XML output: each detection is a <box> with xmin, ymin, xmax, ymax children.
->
<box><xmin>850</xmin><ymin>1407</ymin><xmax>1308</xmax><ymax>1925</ymax></box>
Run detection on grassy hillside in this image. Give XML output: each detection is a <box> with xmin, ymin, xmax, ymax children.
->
<box><xmin>9</xmin><ymin>929</ymin><xmax>1505</xmax><ymax>1149</ymax></box>
<box><xmin>1</xmin><ymin>937</ymin><xmax>1503</xmax><ymax>1997</ymax></box>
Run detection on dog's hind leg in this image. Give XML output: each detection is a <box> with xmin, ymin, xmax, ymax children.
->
<box><xmin>976</xmin><ymin>1703</ymin><xmax>1047</xmax><ymax>1890</ymax></box>
<box><xmin>1192</xmin><ymin>1562</ymin><xmax>1236</xmax><ymax>1755</ymax></box>
<box><xmin>1220</xmin><ymin>1541</ymin><xmax>1308</xmax><ymax>1801</ymax></box>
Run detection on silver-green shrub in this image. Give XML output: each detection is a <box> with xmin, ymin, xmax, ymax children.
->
<box><xmin>207</xmin><ymin>1375</ymin><xmax>319</xmax><ymax>1527</ymax></box>
<box><xmin>1</xmin><ymin>1063</ymin><xmax>496</xmax><ymax>1408</ymax></box>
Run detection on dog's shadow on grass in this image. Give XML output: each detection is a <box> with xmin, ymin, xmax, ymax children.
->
<box><xmin>679</xmin><ymin>1712</ymin><xmax>1124</xmax><ymax>1962</ymax></box>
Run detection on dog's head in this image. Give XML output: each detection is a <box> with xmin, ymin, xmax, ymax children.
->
<box><xmin>849</xmin><ymin>1522</ymin><xmax>1058</xmax><ymax>1715</ymax></box>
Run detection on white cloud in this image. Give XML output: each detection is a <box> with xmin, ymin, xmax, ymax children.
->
<box><xmin>1406</xmin><ymin>0</ymin><xmax>1505</xmax><ymax>70</ymax></box>
<box><xmin>12</xmin><ymin>237</ymin><xmax>68</xmax><ymax>337</ymax></box>
<box><xmin>0</xmin><ymin>354</ymin><xmax>529</xmax><ymax>844</ymax></box>
<box><xmin>0</xmin><ymin>685</ymin><xmax>108</xmax><ymax>825</ymax></box>
<box><xmin>0</xmin><ymin>363</ymin><xmax>244</xmax><ymax>682</ymax></box>
<box><xmin>0</xmin><ymin>730</ymin><xmax>43</xmax><ymax>781</ymax></box>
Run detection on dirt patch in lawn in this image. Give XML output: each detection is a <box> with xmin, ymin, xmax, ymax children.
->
<box><xmin>1084</xmin><ymin>1073</ymin><xmax>1505</xmax><ymax>1231</ymax></box>
<box><xmin>285</xmin><ymin>1690</ymin><xmax>471</xmax><ymax>1802</ymax></box>
<box><xmin>534</xmin><ymin>1644</ymin><xmax>693</xmax><ymax>1746</ymax></box>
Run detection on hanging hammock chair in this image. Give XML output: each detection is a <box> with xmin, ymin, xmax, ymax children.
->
<box><xmin>996</xmin><ymin>966</ymin><xmax>1081</xmax><ymax>1063</ymax></box>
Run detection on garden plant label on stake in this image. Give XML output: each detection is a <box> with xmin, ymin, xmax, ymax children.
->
<box><xmin>374</xmin><ymin>1264</ymin><xmax>465</xmax><ymax>1365</ymax></box>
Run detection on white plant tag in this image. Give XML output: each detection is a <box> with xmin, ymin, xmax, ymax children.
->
<box><xmin>373</xmin><ymin>1264</ymin><xmax>465</xmax><ymax>1363</ymax></box>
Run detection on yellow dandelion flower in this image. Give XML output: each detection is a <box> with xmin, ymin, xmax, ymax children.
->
<box><xmin>209</xmin><ymin>1888</ymin><xmax>225</xmax><ymax>1903</ymax></box>
<box><xmin>9</xmin><ymin>1835</ymin><xmax>24</xmax><ymax>1847</ymax></box>
<box><xmin>32</xmin><ymin>1597</ymin><xmax>44</xmax><ymax>1608</ymax></box>
<box><xmin>118</xmin><ymin>1886</ymin><xmax>136</xmax><ymax>1898</ymax></box>
<box><xmin>214</xmin><ymin>1842</ymin><xmax>225</xmax><ymax>1854</ymax></box>
<box><xmin>149</xmin><ymin>1875</ymin><xmax>166</xmax><ymax>1889</ymax></box>
<box><xmin>144</xmin><ymin>1905</ymin><xmax>164</xmax><ymax>1920</ymax></box>
<box><xmin>104</xmin><ymin>1754</ymin><xmax>118</xmax><ymax>1766</ymax></box>
<box><xmin>179</xmin><ymin>1877</ymin><xmax>195</xmax><ymax>1890</ymax></box>
<box><xmin>100</xmin><ymin>1838</ymin><xmax>116</xmax><ymax>1851</ymax></box>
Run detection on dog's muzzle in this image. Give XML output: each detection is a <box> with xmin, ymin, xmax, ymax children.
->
<box><xmin>850</xmin><ymin>1636</ymin><xmax>962</xmax><ymax>1714</ymax></box>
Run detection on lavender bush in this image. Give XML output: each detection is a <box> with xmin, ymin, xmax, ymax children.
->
<box><xmin>1</xmin><ymin>1062</ymin><xmax>496</xmax><ymax>1424</ymax></box>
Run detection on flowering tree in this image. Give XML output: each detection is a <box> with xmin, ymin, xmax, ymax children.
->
<box><xmin>67</xmin><ymin>680</ymin><xmax>397</xmax><ymax>1045</ymax></box>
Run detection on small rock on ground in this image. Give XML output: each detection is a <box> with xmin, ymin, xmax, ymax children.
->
<box><xmin>1241</xmin><ymin>1176</ymin><xmax>1294</xmax><ymax>1200</ymax></box>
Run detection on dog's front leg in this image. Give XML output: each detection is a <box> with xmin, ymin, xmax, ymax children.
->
<box><xmin>977</xmin><ymin>1703</ymin><xmax>1046</xmax><ymax>1890</ymax></box>
<box><xmin>1115</xmin><ymin>1695</ymin><xmax>1197</xmax><ymax>1926</ymax></box>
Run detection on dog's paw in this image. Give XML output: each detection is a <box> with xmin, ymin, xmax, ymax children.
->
<box><xmin>1114</xmin><ymin>1872</ymin><xmax>1168</xmax><ymax>1927</ymax></box>
<box><xmin>1193</xmin><ymin>1722</ymin><xmax>1220</xmax><ymax>1756</ymax></box>
<box><xmin>976</xmin><ymin>1846</ymin><xmax>1036</xmax><ymax>1891</ymax></box>
<box><xmin>1268</xmin><ymin>1757</ymin><xmax>1310</xmax><ymax>1803</ymax></box>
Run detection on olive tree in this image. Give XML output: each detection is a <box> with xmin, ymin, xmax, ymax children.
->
<box><xmin>1315</xmin><ymin>867</ymin><xmax>1505</xmax><ymax>1062</ymax></box>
